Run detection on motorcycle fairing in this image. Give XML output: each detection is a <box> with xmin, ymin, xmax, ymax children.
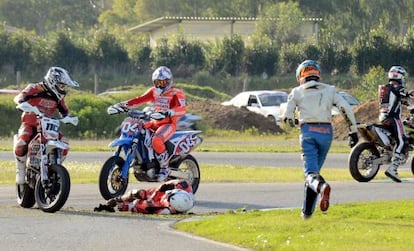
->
<box><xmin>45</xmin><ymin>140</ymin><xmax>69</xmax><ymax>154</ymax></box>
<box><xmin>168</xmin><ymin>131</ymin><xmax>203</xmax><ymax>156</ymax></box>
<box><xmin>41</xmin><ymin>117</ymin><xmax>60</xmax><ymax>140</ymax></box>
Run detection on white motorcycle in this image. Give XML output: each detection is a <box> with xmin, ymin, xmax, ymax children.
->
<box><xmin>15</xmin><ymin>102</ymin><xmax>78</xmax><ymax>213</ymax></box>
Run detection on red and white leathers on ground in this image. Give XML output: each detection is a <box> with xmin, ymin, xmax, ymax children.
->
<box><xmin>13</xmin><ymin>82</ymin><xmax>71</xmax><ymax>157</ymax></box>
<box><xmin>125</xmin><ymin>86</ymin><xmax>186</xmax><ymax>154</ymax></box>
<box><xmin>116</xmin><ymin>179</ymin><xmax>193</xmax><ymax>214</ymax></box>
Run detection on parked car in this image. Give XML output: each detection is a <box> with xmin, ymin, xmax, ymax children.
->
<box><xmin>332</xmin><ymin>91</ymin><xmax>361</xmax><ymax>115</ymax></box>
<box><xmin>278</xmin><ymin>91</ymin><xmax>361</xmax><ymax>121</ymax></box>
<box><xmin>221</xmin><ymin>90</ymin><xmax>288</xmax><ymax>124</ymax></box>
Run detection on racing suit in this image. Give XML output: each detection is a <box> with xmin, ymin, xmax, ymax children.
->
<box><xmin>124</xmin><ymin>86</ymin><xmax>186</xmax><ymax>180</ymax></box>
<box><xmin>114</xmin><ymin>179</ymin><xmax>193</xmax><ymax>214</ymax></box>
<box><xmin>379</xmin><ymin>81</ymin><xmax>408</xmax><ymax>182</ymax></box>
<box><xmin>14</xmin><ymin>82</ymin><xmax>71</xmax><ymax>168</ymax></box>
<box><xmin>282</xmin><ymin>80</ymin><xmax>358</xmax><ymax>218</ymax></box>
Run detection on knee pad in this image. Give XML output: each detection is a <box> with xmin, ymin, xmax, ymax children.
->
<box><xmin>14</xmin><ymin>139</ymin><xmax>28</xmax><ymax>157</ymax></box>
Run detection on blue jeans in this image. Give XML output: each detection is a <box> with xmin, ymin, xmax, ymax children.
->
<box><xmin>300</xmin><ymin>123</ymin><xmax>333</xmax><ymax>176</ymax></box>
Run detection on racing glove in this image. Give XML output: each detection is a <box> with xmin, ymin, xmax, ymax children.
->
<box><xmin>348</xmin><ymin>132</ymin><xmax>359</xmax><ymax>148</ymax></box>
<box><xmin>113</xmin><ymin>102</ymin><xmax>128</xmax><ymax>113</ymax></box>
<box><xmin>150</xmin><ymin>110</ymin><xmax>175</xmax><ymax>120</ymax></box>
<box><xmin>94</xmin><ymin>203</ymin><xmax>115</xmax><ymax>212</ymax></box>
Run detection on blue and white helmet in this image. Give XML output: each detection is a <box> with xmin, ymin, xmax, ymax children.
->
<box><xmin>152</xmin><ymin>66</ymin><xmax>173</xmax><ymax>95</ymax></box>
<box><xmin>44</xmin><ymin>66</ymin><xmax>79</xmax><ymax>100</ymax></box>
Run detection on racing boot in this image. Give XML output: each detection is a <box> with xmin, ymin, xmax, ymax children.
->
<box><xmin>15</xmin><ymin>156</ymin><xmax>27</xmax><ymax>185</ymax></box>
<box><xmin>305</xmin><ymin>173</ymin><xmax>331</xmax><ymax>212</ymax></box>
<box><xmin>385</xmin><ymin>153</ymin><xmax>404</xmax><ymax>183</ymax></box>
<box><xmin>301</xmin><ymin>182</ymin><xmax>318</xmax><ymax>219</ymax></box>
<box><xmin>155</xmin><ymin>151</ymin><xmax>170</xmax><ymax>182</ymax></box>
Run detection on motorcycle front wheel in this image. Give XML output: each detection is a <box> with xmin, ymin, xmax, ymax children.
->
<box><xmin>16</xmin><ymin>183</ymin><xmax>36</xmax><ymax>208</ymax></box>
<box><xmin>99</xmin><ymin>156</ymin><xmax>127</xmax><ymax>200</ymax></box>
<box><xmin>35</xmin><ymin>164</ymin><xmax>71</xmax><ymax>213</ymax></box>
<box><xmin>349</xmin><ymin>142</ymin><xmax>381</xmax><ymax>182</ymax></box>
<box><xmin>170</xmin><ymin>155</ymin><xmax>200</xmax><ymax>193</ymax></box>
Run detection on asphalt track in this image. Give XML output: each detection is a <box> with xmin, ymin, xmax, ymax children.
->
<box><xmin>1</xmin><ymin>151</ymin><xmax>414</xmax><ymax>251</ymax></box>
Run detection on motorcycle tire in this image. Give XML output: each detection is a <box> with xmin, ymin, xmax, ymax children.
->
<box><xmin>171</xmin><ymin>154</ymin><xmax>200</xmax><ymax>193</ymax></box>
<box><xmin>411</xmin><ymin>156</ymin><xmax>414</xmax><ymax>176</ymax></box>
<box><xmin>99</xmin><ymin>156</ymin><xmax>127</xmax><ymax>200</ymax></box>
<box><xmin>35</xmin><ymin>164</ymin><xmax>71</xmax><ymax>213</ymax></box>
<box><xmin>16</xmin><ymin>183</ymin><xmax>36</xmax><ymax>208</ymax></box>
<box><xmin>348</xmin><ymin>142</ymin><xmax>381</xmax><ymax>182</ymax></box>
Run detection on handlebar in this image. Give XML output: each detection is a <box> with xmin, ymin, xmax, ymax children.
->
<box><xmin>16</xmin><ymin>102</ymin><xmax>78</xmax><ymax>126</ymax></box>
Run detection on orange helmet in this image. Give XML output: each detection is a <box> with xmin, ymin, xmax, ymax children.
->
<box><xmin>295</xmin><ymin>60</ymin><xmax>321</xmax><ymax>85</ymax></box>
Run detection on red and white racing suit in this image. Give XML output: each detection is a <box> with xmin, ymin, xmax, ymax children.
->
<box><xmin>124</xmin><ymin>87</ymin><xmax>186</xmax><ymax>155</ymax></box>
<box><xmin>14</xmin><ymin>82</ymin><xmax>71</xmax><ymax>157</ymax></box>
<box><xmin>116</xmin><ymin>179</ymin><xmax>193</xmax><ymax>214</ymax></box>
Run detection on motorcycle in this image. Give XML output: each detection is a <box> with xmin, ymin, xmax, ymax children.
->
<box><xmin>114</xmin><ymin>106</ymin><xmax>202</xmax><ymax>136</ymax></box>
<box><xmin>348</xmin><ymin>103</ymin><xmax>414</xmax><ymax>182</ymax></box>
<box><xmin>14</xmin><ymin>102</ymin><xmax>78</xmax><ymax>213</ymax></box>
<box><xmin>177</xmin><ymin>113</ymin><xmax>202</xmax><ymax>131</ymax></box>
<box><xmin>99</xmin><ymin>105</ymin><xmax>203</xmax><ymax>200</ymax></box>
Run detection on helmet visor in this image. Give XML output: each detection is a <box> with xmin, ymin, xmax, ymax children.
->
<box><xmin>154</xmin><ymin>79</ymin><xmax>169</xmax><ymax>88</ymax></box>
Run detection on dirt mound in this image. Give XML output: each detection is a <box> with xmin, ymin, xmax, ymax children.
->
<box><xmin>188</xmin><ymin>99</ymin><xmax>386</xmax><ymax>138</ymax></box>
<box><xmin>187</xmin><ymin>100</ymin><xmax>283</xmax><ymax>133</ymax></box>
<box><xmin>333</xmin><ymin>100</ymin><xmax>379</xmax><ymax>140</ymax></box>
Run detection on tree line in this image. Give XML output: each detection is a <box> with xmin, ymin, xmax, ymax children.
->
<box><xmin>0</xmin><ymin>0</ymin><xmax>413</xmax><ymax>99</ymax></box>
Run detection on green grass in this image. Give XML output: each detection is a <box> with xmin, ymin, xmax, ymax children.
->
<box><xmin>0</xmin><ymin>136</ymin><xmax>352</xmax><ymax>153</ymax></box>
<box><xmin>1</xmin><ymin>160</ymin><xmax>412</xmax><ymax>185</ymax></box>
<box><xmin>175</xmin><ymin>200</ymin><xmax>414</xmax><ymax>251</ymax></box>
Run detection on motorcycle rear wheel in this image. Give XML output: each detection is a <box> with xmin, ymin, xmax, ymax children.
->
<box><xmin>16</xmin><ymin>183</ymin><xmax>36</xmax><ymax>208</ymax></box>
<box><xmin>35</xmin><ymin>164</ymin><xmax>71</xmax><ymax>213</ymax></box>
<box><xmin>349</xmin><ymin>142</ymin><xmax>381</xmax><ymax>182</ymax></box>
<box><xmin>99</xmin><ymin>156</ymin><xmax>127</xmax><ymax>200</ymax></box>
<box><xmin>411</xmin><ymin>156</ymin><xmax>414</xmax><ymax>175</ymax></box>
<box><xmin>171</xmin><ymin>155</ymin><xmax>200</xmax><ymax>193</ymax></box>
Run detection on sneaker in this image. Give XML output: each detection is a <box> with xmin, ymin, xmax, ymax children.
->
<box><xmin>385</xmin><ymin>167</ymin><xmax>402</xmax><ymax>183</ymax></box>
<box><xmin>319</xmin><ymin>183</ymin><xmax>331</xmax><ymax>212</ymax></box>
<box><xmin>157</xmin><ymin>168</ymin><xmax>170</xmax><ymax>182</ymax></box>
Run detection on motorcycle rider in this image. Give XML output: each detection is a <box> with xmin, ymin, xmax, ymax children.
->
<box><xmin>95</xmin><ymin>179</ymin><xmax>194</xmax><ymax>214</ymax></box>
<box><xmin>112</xmin><ymin>66</ymin><xmax>186</xmax><ymax>181</ymax></box>
<box><xmin>281</xmin><ymin>59</ymin><xmax>359</xmax><ymax>219</ymax></box>
<box><xmin>379</xmin><ymin>65</ymin><xmax>410</xmax><ymax>182</ymax></box>
<box><xmin>13</xmin><ymin>67</ymin><xmax>79</xmax><ymax>185</ymax></box>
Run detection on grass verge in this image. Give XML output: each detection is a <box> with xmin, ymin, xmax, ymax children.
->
<box><xmin>174</xmin><ymin>200</ymin><xmax>414</xmax><ymax>251</ymax></box>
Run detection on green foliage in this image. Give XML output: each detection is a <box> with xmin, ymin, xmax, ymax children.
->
<box><xmin>244</xmin><ymin>45</ymin><xmax>279</xmax><ymax>76</ymax></box>
<box><xmin>254</xmin><ymin>1</ymin><xmax>304</xmax><ymax>46</ymax></box>
<box><xmin>175</xmin><ymin>83</ymin><xmax>231</xmax><ymax>101</ymax></box>
<box><xmin>50</xmin><ymin>32</ymin><xmax>89</xmax><ymax>73</ymax></box>
<box><xmin>0</xmin><ymin>94</ymin><xmax>20</xmax><ymax>137</ymax></box>
<box><xmin>355</xmin><ymin>66</ymin><xmax>386</xmax><ymax>102</ymax></box>
<box><xmin>208</xmin><ymin>35</ymin><xmax>245</xmax><ymax>76</ymax></box>
<box><xmin>279</xmin><ymin>43</ymin><xmax>306</xmax><ymax>74</ymax></box>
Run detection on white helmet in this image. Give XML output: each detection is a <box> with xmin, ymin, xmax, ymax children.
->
<box><xmin>168</xmin><ymin>189</ymin><xmax>194</xmax><ymax>213</ymax></box>
<box><xmin>152</xmin><ymin>66</ymin><xmax>173</xmax><ymax>95</ymax></box>
<box><xmin>388</xmin><ymin>65</ymin><xmax>407</xmax><ymax>86</ymax></box>
<box><xmin>44</xmin><ymin>66</ymin><xmax>79</xmax><ymax>100</ymax></box>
